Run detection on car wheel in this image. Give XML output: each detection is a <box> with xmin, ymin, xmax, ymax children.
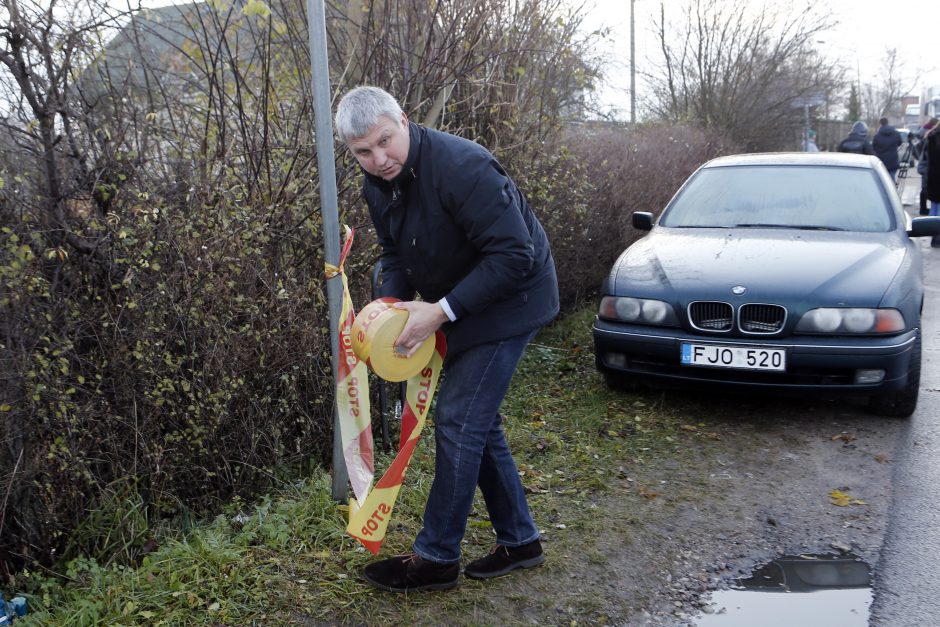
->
<box><xmin>869</xmin><ymin>331</ymin><xmax>920</xmax><ymax>418</ymax></box>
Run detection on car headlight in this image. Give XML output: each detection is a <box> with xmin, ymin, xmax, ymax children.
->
<box><xmin>795</xmin><ymin>308</ymin><xmax>905</xmax><ymax>334</ymax></box>
<box><xmin>599</xmin><ymin>296</ymin><xmax>679</xmax><ymax>326</ymax></box>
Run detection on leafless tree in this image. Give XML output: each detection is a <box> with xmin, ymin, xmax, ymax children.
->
<box><xmin>646</xmin><ymin>0</ymin><xmax>841</xmax><ymax>151</ymax></box>
<box><xmin>0</xmin><ymin>1</ymin><xmax>141</xmax><ymax>261</ymax></box>
<box><xmin>330</xmin><ymin>0</ymin><xmax>602</xmax><ymax>154</ymax></box>
<box><xmin>0</xmin><ymin>0</ymin><xmax>606</xmax><ymax>571</ymax></box>
<box><xmin>861</xmin><ymin>48</ymin><xmax>916</xmax><ymax>122</ymax></box>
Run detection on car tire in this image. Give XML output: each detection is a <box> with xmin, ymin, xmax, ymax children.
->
<box><xmin>869</xmin><ymin>331</ymin><xmax>921</xmax><ymax>418</ymax></box>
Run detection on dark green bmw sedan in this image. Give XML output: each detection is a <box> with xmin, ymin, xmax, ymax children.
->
<box><xmin>593</xmin><ymin>152</ymin><xmax>940</xmax><ymax>417</ymax></box>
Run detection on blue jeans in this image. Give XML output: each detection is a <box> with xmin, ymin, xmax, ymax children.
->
<box><xmin>412</xmin><ymin>330</ymin><xmax>539</xmax><ymax>564</ymax></box>
<box><xmin>930</xmin><ymin>201</ymin><xmax>940</xmax><ymax>217</ymax></box>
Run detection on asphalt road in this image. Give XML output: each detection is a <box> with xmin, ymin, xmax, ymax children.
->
<box><xmin>870</xmin><ymin>171</ymin><xmax>940</xmax><ymax>625</ymax></box>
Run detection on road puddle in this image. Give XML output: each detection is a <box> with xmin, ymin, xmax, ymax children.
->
<box><xmin>694</xmin><ymin>553</ymin><xmax>871</xmax><ymax>626</ymax></box>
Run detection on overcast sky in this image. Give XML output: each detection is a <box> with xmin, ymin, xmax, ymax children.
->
<box><xmin>585</xmin><ymin>0</ymin><xmax>938</xmax><ymax>119</ymax></box>
<box><xmin>127</xmin><ymin>0</ymin><xmax>937</xmax><ymax>120</ymax></box>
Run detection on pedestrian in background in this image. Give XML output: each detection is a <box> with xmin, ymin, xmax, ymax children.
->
<box><xmin>837</xmin><ymin>121</ymin><xmax>875</xmax><ymax>155</ymax></box>
<box><xmin>872</xmin><ymin>117</ymin><xmax>902</xmax><ymax>180</ymax></box>
<box><xmin>917</xmin><ymin>117</ymin><xmax>938</xmax><ymax>215</ymax></box>
<box><xmin>335</xmin><ymin>86</ymin><xmax>558</xmax><ymax>592</ymax></box>
<box><xmin>922</xmin><ymin>123</ymin><xmax>940</xmax><ymax>247</ymax></box>
<box><xmin>803</xmin><ymin>129</ymin><xmax>819</xmax><ymax>152</ymax></box>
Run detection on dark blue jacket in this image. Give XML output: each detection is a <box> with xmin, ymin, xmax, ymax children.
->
<box><xmin>872</xmin><ymin>124</ymin><xmax>902</xmax><ymax>171</ymax></box>
<box><xmin>838</xmin><ymin>122</ymin><xmax>875</xmax><ymax>155</ymax></box>
<box><xmin>362</xmin><ymin>122</ymin><xmax>559</xmax><ymax>356</ymax></box>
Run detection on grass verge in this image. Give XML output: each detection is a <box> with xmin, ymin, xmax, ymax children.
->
<box><xmin>11</xmin><ymin>306</ymin><xmax>719</xmax><ymax>625</ymax></box>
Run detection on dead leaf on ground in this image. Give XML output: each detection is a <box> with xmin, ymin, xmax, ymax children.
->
<box><xmin>679</xmin><ymin>424</ymin><xmax>721</xmax><ymax>440</ymax></box>
<box><xmin>831</xmin><ymin>433</ymin><xmax>857</xmax><ymax>443</ymax></box>
<box><xmin>873</xmin><ymin>453</ymin><xmax>890</xmax><ymax>464</ymax></box>
<box><xmin>639</xmin><ymin>485</ymin><xmax>660</xmax><ymax>499</ymax></box>
<box><xmin>829</xmin><ymin>489</ymin><xmax>867</xmax><ymax>507</ymax></box>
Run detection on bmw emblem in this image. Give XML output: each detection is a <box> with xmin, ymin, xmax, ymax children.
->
<box><xmin>731</xmin><ymin>285</ymin><xmax>747</xmax><ymax>295</ymax></box>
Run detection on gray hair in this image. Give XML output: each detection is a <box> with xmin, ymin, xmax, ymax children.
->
<box><xmin>335</xmin><ymin>86</ymin><xmax>404</xmax><ymax>143</ymax></box>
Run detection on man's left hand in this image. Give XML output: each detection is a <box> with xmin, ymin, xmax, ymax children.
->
<box><xmin>392</xmin><ymin>301</ymin><xmax>448</xmax><ymax>357</ymax></box>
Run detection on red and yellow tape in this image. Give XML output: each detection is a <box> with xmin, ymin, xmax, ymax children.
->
<box><xmin>326</xmin><ymin>227</ymin><xmax>446</xmax><ymax>554</ymax></box>
<box><xmin>346</xmin><ymin>332</ymin><xmax>444</xmax><ymax>553</ymax></box>
<box><xmin>325</xmin><ymin>226</ymin><xmax>374</xmax><ymax>504</ymax></box>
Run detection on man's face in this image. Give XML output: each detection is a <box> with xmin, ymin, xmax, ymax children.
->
<box><xmin>347</xmin><ymin>112</ymin><xmax>410</xmax><ymax>181</ymax></box>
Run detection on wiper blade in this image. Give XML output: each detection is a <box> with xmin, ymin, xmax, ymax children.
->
<box><xmin>792</xmin><ymin>225</ymin><xmax>846</xmax><ymax>231</ymax></box>
<box><xmin>732</xmin><ymin>223</ymin><xmax>844</xmax><ymax>231</ymax></box>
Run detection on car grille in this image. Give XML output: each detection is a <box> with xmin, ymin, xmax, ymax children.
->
<box><xmin>739</xmin><ymin>304</ymin><xmax>786</xmax><ymax>334</ymax></box>
<box><xmin>689</xmin><ymin>301</ymin><xmax>733</xmax><ymax>331</ymax></box>
<box><xmin>688</xmin><ymin>301</ymin><xmax>787</xmax><ymax>334</ymax></box>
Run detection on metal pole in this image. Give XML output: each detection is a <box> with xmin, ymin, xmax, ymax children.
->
<box><xmin>630</xmin><ymin>0</ymin><xmax>636</xmax><ymax>125</ymax></box>
<box><xmin>804</xmin><ymin>104</ymin><xmax>810</xmax><ymax>151</ymax></box>
<box><xmin>306</xmin><ymin>0</ymin><xmax>347</xmax><ymax>501</ymax></box>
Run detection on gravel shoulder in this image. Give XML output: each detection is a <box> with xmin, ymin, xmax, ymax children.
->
<box><xmin>420</xmin><ymin>391</ymin><xmax>902</xmax><ymax>626</ymax></box>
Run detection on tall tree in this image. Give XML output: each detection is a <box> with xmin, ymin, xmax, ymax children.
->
<box><xmin>647</xmin><ymin>0</ymin><xmax>841</xmax><ymax>151</ymax></box>
<box><xmin>846</xmin><ymin>83</ymin><xmax>861</xmax><ymax>122</ymax></box>
<box><xmin>861</xmin><ymin>48</ymin><xmax>915</xmax><ymax>121</ymax></box>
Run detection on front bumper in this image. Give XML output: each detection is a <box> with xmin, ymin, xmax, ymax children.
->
<box><xmin>592</xmin><ymin>318</ymin><xmax>918</xmax><ymax>394</ymax></box>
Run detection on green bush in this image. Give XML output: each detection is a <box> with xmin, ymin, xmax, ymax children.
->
<box><xmin>0</xmin><ymin>120</ymin><xmax>734</xmax><ymax>574</ymax></box>
<box><xmin>512</xmin><ymin>123</ymin><xmax>737</xmax><ymax>308</ymax></box>
<box><xmin>0</xmin><ymin>169</ymin><xmax>357</xmax><ymax>570</ymax></box>
<box><xmin>0</xmin><ymin>0</ymin><xmax>735</xmax><ymax>577</ymax></box>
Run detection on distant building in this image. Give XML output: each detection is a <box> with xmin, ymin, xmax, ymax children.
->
<box><xmin>922</xmin><ymin>86</ymin><xmax>940</xmax><ymax>124</ymax></box>
<box><xmin>899</xmin><ymin>95</ymin><xmax>919</xmax><ymax>128</ymax></box>
<box><xmin>902</xmin><ymin>103</ymin><xmax>921</xmax><ymax>130</ymax></box>
<box><xmin>82</xmin><ymin>1</ymin><xmax>262</xmax><ymax>107</ymax></box>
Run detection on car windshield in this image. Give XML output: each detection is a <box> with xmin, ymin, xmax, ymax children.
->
<box><xmin>659</xmin><ymin>165</ymin><xmax>893</xmax><ymax>232</ymax></box>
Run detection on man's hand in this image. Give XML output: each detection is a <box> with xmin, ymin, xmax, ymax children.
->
<box><xmin>392</xmin><ymin>301</ymin><xmax>448</xmax><ymax>357</ymax></box>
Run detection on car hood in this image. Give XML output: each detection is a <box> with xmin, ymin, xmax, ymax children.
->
<box><xmin>612</xmin><ymin>228</ymin><xmax>909</xmax><ymax>306</ymax></box>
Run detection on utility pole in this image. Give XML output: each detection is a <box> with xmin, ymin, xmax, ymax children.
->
<box><xmin>630</xmin><ymin>0</ymin><xmax>636</xmax><ymax>125</ymax></box>
<box><xmin>306</xmin><ymin>0</ymin><xmax>347</xmax><ymax>501</ymax></box>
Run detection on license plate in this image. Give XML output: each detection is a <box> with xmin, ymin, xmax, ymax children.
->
<box><xmin>680</xmin><ymin>343</ymin><xmax>786</xmax><ymax>371</ymax></box>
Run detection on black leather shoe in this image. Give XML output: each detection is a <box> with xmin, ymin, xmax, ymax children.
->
<box><xmin>361</xmin><ymin>553</ymin><xmax>459</xmax><ymax>592</ymax></box>
<box><xmin>464</xmin><ymin>539</ymin><xmax>544</xmax><ymax>579</ymax></box>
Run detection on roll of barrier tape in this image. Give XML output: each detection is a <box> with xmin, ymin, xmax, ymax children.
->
<box><xmin>351</xmin><ymin>298</ymin><xmax>435</xmax><ymax>383</ymax></box>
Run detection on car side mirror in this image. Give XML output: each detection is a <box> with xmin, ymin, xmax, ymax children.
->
<box><xmin>632</xmin><ymin>211</ymin><xmax>654</xmax><ymax>231</ymax></box>
<box><xmin>908</xmin><ymin>216</ymin><xmax>940</xmax><ymax>237</ymax></box>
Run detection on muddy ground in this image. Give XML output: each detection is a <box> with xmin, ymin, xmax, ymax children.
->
<box><xmin>441</xmin><ymin>391</ymin><xmax>902</xmax><ymax>626</ymax></box>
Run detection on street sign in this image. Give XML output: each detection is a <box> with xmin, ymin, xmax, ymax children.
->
<box><xmin>790</xmin><ymin>93</ymin><xmax>826</xmax><ymax>107</ymax></box>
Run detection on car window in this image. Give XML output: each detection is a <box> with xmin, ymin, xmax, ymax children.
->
<box><xmin>659</xmin><ymin>165</ymin><xmax>893</xmax><ymax>232</ymax></box>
